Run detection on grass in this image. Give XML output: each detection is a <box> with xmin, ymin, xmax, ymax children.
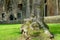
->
<box><xmin>48</xmin><ymin>23</ymin><xmax>60</xmax><ymax>40</ymax></box>
<box><xmin>0</xmin><ymin>23</ymin><xmax>60</xmax><ymax>40</ymax></box>
<box><xmin>0</xmin><ymin>24</ymin><xmax>22</xmax><ymax>40</ymax></box>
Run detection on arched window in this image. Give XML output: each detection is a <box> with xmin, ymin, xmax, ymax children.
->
<box><xmin>17</xmin><ymin>13</ymin><xmax>21</xmax><ymax>18</ymax></box>
<box><xmin>45</xmin><ymin>5</ymin><xmax>47</xmax><ymax>16</ymax></box>
<box><xmin>17</xmin><ymin>13</ymin><xmax>21</xmax><ymax>19</ymax></box>
<box><xmin>9</xmin><ymin>15</ymin><xmax>14</xmax><ymax>20</ymax></box>
<box><xmin>45</xmin><ymin>0</ymin><xmax>47</xmax><ymax>3</ymax></box>
<box><xmin>18</xmin><ymin>4</ymin><xmax>22</xmax><ymax>10</ymax></box>
<box><xmin>44</xmin><ymin>0</ymin><xmax>47</xmax><ymax>17</ymax></box>
<box><xmin>2</xmin><ymin>13</ymin><xmax>5</xmax><ymax>18</ymax></box>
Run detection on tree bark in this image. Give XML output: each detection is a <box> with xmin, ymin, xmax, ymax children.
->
<box><xmin>33</xmin><ymin>0</ymin><xmax>48</xmax><ymax>30</ymax></box>
<box><xmin>26</xmin><ymin>0</ymin><xmax>30</xmax><ymax>18</ymax></box>
<box><xmin>21</xmin><ymin>0</ymin><xmax>54</xmax><ymax>40</ymax></box>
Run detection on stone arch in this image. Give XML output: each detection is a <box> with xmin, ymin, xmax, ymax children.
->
<box><xmin>44</xmin><ymin>0</ymin><xmax>47</xmax><ymax>17</ymax></box>
<box><xmin>45</xmin><ymin>0</ymin><xmax>47</xmax><ymax>3</ymax></box>
<box><xmin>2</xmin><ymin>13</ymin><xmax>5</xmax><ymax>18</ymax></box>
<box><xmin>9</xmin><ymin>14</ymin><xmax>14</xmax><ymax>20</ymax></box>
<box><xmin>18</xmin><ymin>4</ymin><xmax>22</xmax><ymax>10</ymax></box>
<box><xmin>45</xmin><ymin>5</ymin><xmax>47</xmax><ymax>16</ymax></box>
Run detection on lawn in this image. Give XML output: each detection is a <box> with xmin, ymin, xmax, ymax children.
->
<box><xmin>0</xmin><ymin>24</ymin><xmax>21</xmax><ymax>40</ymax></box>
<box><xmin>48</xmin><ymin>23</ymin><xmax>60</xmax><ymax>40</ymax></box>
<box><xmin>0</xmin><ymin>24</ymin><xmax>60</xmax><ymax>40</ymax></box>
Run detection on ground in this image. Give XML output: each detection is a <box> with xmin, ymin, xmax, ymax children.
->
<box><xmin>0</xmin><ymin>23</ymin><xmax>60</xmax><ymax>40</ymax></box>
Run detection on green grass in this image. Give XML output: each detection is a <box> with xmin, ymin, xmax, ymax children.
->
<box><xmin>0</xmin><ymin>24</ymin><xmax>22</xmax><ymax>40</ymax></box>
<box><xmin>0</xmin><ymin>23</ymin><xmax>60</xmax><ymax>40</ymax></box>
<box><xmin>48</xmin><ymin>23</ymin><xmax>60</xmax><ymax>40</ymax></box>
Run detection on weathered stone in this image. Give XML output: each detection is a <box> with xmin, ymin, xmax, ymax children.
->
<box><xmin>0</xmin><ymin>0</ymin><xmax>60</xmax><ymax>23</ymax></box>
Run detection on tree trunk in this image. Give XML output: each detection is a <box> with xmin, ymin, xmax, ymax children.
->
<box><xmin>21</xmin><ymin>0</ymin><xmax>54</xmax><ymax>40</ymax></box>
<box><xmin>26</xmin><ymin>0</ymin><xmax>30</xmax><ymax>18</ymax></box>
<box><xmin>32</xmin><ymin>0</ymin><xmax>49</xmax><ymax>30</ymax></box>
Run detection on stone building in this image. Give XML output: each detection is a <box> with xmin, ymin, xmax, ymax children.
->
<box><xmin>0</xmin><ymin>0</ymin><xmax>60</xmax><ymax>23</ymax></box>
<box><xmin>44</xmin><ymin>0</ymin><xmax>60</xmax><ymax>16</ymax></box>
<box><xmin>0</xmin><ymin>0</ymin><xmax>22</xmax><ymax>23</ymax></box>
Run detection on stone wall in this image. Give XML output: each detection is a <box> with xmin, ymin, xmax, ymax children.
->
<box><xmin>44</xmin><ymin>15</ymin><xmax>60</xmax><ymax>23</ymax></box>
<box><xmin>0</xmin><ymin>15</ymin><xmax>60</xmax><ymax>24</ymax></box>
<box><xmin>0</xmin><ymin>0</ymin><xmax>60</xmax><ymax>24</ymax></box>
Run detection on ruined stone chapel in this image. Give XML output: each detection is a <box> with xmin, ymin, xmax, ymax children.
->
<box><xmin>0</xmin><ymin>0</ymin><xmax>60</xmax><ymax>23</ymax></box>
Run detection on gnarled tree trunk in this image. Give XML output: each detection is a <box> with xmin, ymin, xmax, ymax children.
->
<box><xmin>20</xmin><ymin>0</ymin><xmax>54</xmax><ymax>40</ymax></box>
